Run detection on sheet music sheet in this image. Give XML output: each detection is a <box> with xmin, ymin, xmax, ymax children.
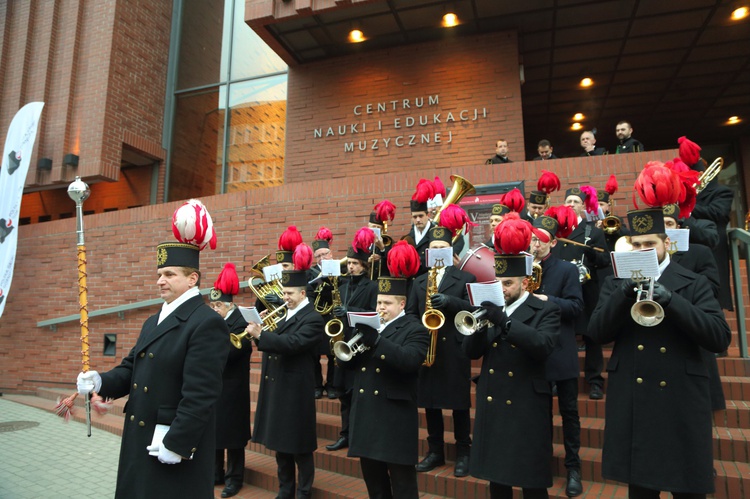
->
<box><xmin>427</xmin><ymin>247</ymin><xmax>454</xmax><ymax>268</ymax></box>
<box><xmin>263</xmin><ymin>263</ymin><xmax>284</xmax><ymax>282</ymax></box>
<box><xmin>321</xmin><ymin>259</ymin><xmax>341</xmax><ymax>276</ymax></box>
<box><xmin>238</xmin><ymin>306</ymin><xmax>263</xmax><ymax>324</ymax></box>
<box><xmin>665</xmin><ymin>228</ymin><xmax>690</xmax><ymax>252</ymax></box>
<box><xmin>611</xmin><ymin>248</ymin><xmax>660</xmax><ymax>279</ymax></box>
<box><xmin>347</xmin><ymin>311</ymin><xmax>381</xmax><ymax>329</ymax></box>
<box><xmin>466</xmin><ymin>281</ymin><xmax>505</xmax><ymax>307</ymax></box>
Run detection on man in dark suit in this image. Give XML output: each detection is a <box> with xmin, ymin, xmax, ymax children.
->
<box><xmin>246</xmin><ymin>265</ymin><xmax>325</xmax><ymax>499</ymax></box>
<box><xmin>484</xmin><ymin>204</ymin><xmax>510</xmax><ymax>250</ymax></box>
<box><xmin>407</xmin><ymin>226</ymin><xmax>476</xmax><ymax>477</ymax></box>
<box><xmin>486</xmin><ymin>138</ymin><xmax>512</xmax><ymax>164</ymax></box>
<box><xmin>531</xmin><ymin>215</ymin><xmax>586</xmax><ymax>496</ymax></box>
<box><xmin>552</xmin><ymin>187</ymin><xmax>610</xmax><ymax>400</ymax></box>
<box><xmin>77</xmin><ymin>239</ymin><xmax>230</xmax><ymax>499</ymax></box>
<box><xmin>344</xmin><ymin>276</ymin><xmax>429</xmax><ymax>499</ymax></box>
<box><xmin>405</xmin><ymin>197</ymin><xmax>433</xmax><ymax>276</ymax></box>
<box><xmin>208</xmin><ymin>263</ymin><xmax>252</xmax><ymax>498</ymax></box>
<box><xmin>614</xmin><ymin>121</ymin><xmax>644</xmax><ymax>153</ymax></box>
<box><xmin>579</xmin><ymin>130</ymin><xmax>607</xmax><ymax>157</ymax></box>
<box><xmin>463</xmin><ymin>248</ymin><xmax>560</xmax><ymax>499</ymax></box>
<box><xmin>533</xmin><ymin>139</ymin><xmax>560</xmax><ymax>160</ymax></box>
<box><xmin>589</xmin><ymin>208</ymin><xmax>730</xmax><ymax>498</ymax></box>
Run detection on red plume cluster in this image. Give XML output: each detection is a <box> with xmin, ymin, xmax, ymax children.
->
<box><xmin>493</xmin><ymin>212</ymin><xmax>532</xmax><ymax>255</ymax></box>
<box><xmin>501</xmin><ymin>188</ymin><xmax>525</xmax><ymax>213</ymax></box>
<box><xmin>544</xmin><ymin>205</ymin><xmax>578</xmax><ymax>238</ymax></box>
<box><xmin>292</xmin><ymin>244</ymin><xmax>313</xmax><ymax>271</ymax></box>
<box><xmin>315</xmin><ymin>227</ymin><xmax>333</xmax><ymax>243</ymax></box>
<box><xmin>433</xmin><ymin>176</ymin><xmax>446</xmax><ymax>198</ymax></box>
<box><xmin>605</xmin><ymin>175</ymin><xmax>618</xmax><ymax>196</ymax></box>
<box><xmin>678</xmin><ymin>136</ymin><xmax>701</xmax><ymax>167</ymax></box>
<box><xmin>387</xmin><ymin>240</ymin><xmax>421</xmax><ymax>278</ymax></box>
<box><xmin>537</xmin><ymin>170</ymin><xmax>561</xmax><ymax>194</ymax></box>
<box><xmin>278</xmin><ymin>226</ymin><xmax>303</xmax><ymax>251</ymax></box>
<box><xmin>352</xmin><ymin>227</ymin><xmax>375</xmax><ymax>253</ymax></box>
<box><xmin>172</xmin><ymin>199</ymin><xmax>218</xmax><ymax>250</ymax></box>
<box><xmin>632</xmin><ymin>161</ymin><xmax>682</xmax><ymax>209</ymax></box>
<box><xmin>374</xmin><ymin>200</ymin><xmax>396</xmax><ymax>223</ymax></box>
<box><xmin>666</xmin><ymin>158</ymin><xmax>700</xmax><ymax>218</ymax></box>
<box><xmin>213</xmin><ymin>263</ymin><xmax>239</xmax><ymax>296</ymax></box>
<box><xmin>439</xmin><ymin>204</ymin><xmax>477</xmax><ymax>237</ymax></box>
<box><xmin>579</xmin><ymin>186</ymin><xmax>599</xmax><ymax>214</ymax></box>
<box><xmin>412</xmin><ymin>178</ymin><xmax>435</xmax><ymax>203</ymax></box>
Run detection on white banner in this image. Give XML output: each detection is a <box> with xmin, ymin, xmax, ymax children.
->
<box><xmin>0</xmin><ymin>102</ymin><xmax>45</xmax><ymax>318</ymax></box>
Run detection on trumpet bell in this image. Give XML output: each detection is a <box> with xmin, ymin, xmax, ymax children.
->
<box><xmin>230</xmin><ymin>331</ymin><xmax>249</xmax><ymax>349</ymax></box>
<box><xmin>422</xmin><ymin>309</ymin><xmax>445</xmax><ymax>330</ymax></box>
<box><xmin>631</xmin><ymin>300</ymin><xmax>665</xmax><ymax>327</ymax></box>
<box><xmin>454</xmin><ymin>309</ymin><xmax>488</xmax><ymax>336</ymax></box>
<box><xmin>333</xmin><ymin>341</ymin><xmax>355</xmax><ymax>362</ymax></box>
<box><xmin>602</xmin><ymin>215</ymin><xmax>621</xmax><ymax>235</ymax></box>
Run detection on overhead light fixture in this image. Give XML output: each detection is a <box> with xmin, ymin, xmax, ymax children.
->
<box><xmin>348</xmin><ymin>23</ymin><xmax>365</xmax><ymax>43</ymax></box>
<box><xmin>37</xmin><ymin>158</ymin><xmax>53</xmax><ymax>171</ymax></box>
<box><xmin>727</xmin><ymin>115</ymin><xmax>742</xmax><ymax>125</ymax></box>
<box><xmin>573</xmin><ymin>113</ymin><xmax>585</xmax><ymax>121</ymax></box>
<box><xmin>571</xmin><ymin>122</ymin><xmax>583</xmax><ymax>131</ymax></box>
<box><xmin>63</xmin><ymin>153</ymin><xmax>79</xmax><ymax>167</ymax></box>
<box><xmin>442</xmin><ymin>12</ymin><xmax>459</xmax><ymax>27</ymax></box>
<box><xmin>579</xmin><ymin>77</ymin><xmax>593</xmax><ymax>88</ymax></box>
<box><xmin>731</xmin><ymin>6</ymin><xmax>749</xmax><ymax>20</ymax></box>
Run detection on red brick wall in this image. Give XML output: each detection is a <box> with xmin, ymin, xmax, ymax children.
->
<box><xmin>0</xmin><ymin>150</ymin><xmax>676</xmax><ymax>393</ymax></box>
<box><xmin>284</xmin><ymin>31</ymin><xmax>524</xmax><ymax>183</ymax></box>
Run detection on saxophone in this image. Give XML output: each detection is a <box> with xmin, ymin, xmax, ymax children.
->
<box><xmin>325</xmin><ymin>277</ymin><xmax>344</xmax><ymax>353</ymax></box>
<box><xmin>421</xmin><ymin>264</ymin><xmax>445</xmax><ymax>367</ymax></box>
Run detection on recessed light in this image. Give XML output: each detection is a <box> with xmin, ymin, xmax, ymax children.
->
<box><xmin>579</xmin><ymin>77</ymin><xmax>593</xmax><ymax>88</ymax></box>
<box><xmin>348</xmin><ymin>29</ymin><xmax>365</xmax><ymax>43</ymax></box>
<box><xmin>571</xmin><ymin>123</ymin><xmax>583</xmax><ymax>131</ymax></box>
<box><xmin>731</xmin><ymin>7</ymin><xmax>749</xmax><ymax>20</ymax></box>
<box><xmin>573</xmin><ymin>113</ymin><xmax>585</xmax><ymax>121</ymax></box>
<box><xmin>727</xmin><ymin>116</ymin><xmax>742</xmax><ymax>125</ymax></box>
<box><xmin>442</xmin><ymin>12</ymin><xmax>459</xmax><ymax>27</ymax></box>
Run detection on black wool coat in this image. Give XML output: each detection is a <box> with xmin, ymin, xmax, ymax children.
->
<box><xmin>463</xmin><ymin>295</ymin><xmax>560</xmax><ymax>489</ymax></box>
<box><xmin>252</xmin><ymin>301</ymin><xmax>325</xmax><ymax>455</ymax></box>
<box><xmin>216</xmin><ymin>308</ymin><xmax>252</xmax><ymax>449</ymax></box>
<box><xmin>589</xmin><ymin>263</ymin><xmax>731</xmax><ymax>493</ymax></box>
<box><xmin>345</xmin><ymin>314</ymin><xmax>429</xmax><ymax>465</ymax></box>
<box><xmin>99</xmin><ymin>295</ymin><xmax>230</xmax><ymax>499</ymax></box>
<box><xmin>405</xmin><ymin>220</ymin><xmax>434</xmax><ymax>276</ymax></box>
<box><xmin>407</xmin><ymin>265</ymin><xmax>476</xmax><ymax>409</ymax></box>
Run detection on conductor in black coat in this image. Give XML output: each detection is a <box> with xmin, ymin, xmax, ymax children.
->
<box><xmin>407</xmin><ymin>226</ymin><xmax>476</xmax><ymax>477</ymax></box>
<box><xmin>343</xmin><ymin>276</ymin><xmax>429</xmax><ymax>499</ymax></box>
<box><xmin>463</xmin><ymin>250</ymin><xmax>560</xmax><ymax>499</ymax></box>
<box><xmin>589</xmin><ymin>208</ymin><xmax>731</xmax><ymax>497</ymax></box>
<box><xmin>208</xmin><ymin>263</ymin><xmax>252</xmax><ymax>498</ymax></box>
<box><xmin>246</xmin><ymin>267</ymin><xmax>326</xmax><ymax>499</ymax></box>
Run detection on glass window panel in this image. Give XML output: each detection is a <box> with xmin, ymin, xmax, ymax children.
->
<box><xmin>176</xmin><ymin>0</ymin><xmax>226</xmax><ymax>90</ymax></box>
<box><xmin>230</xmin><ymin>0</ymin><xmax>287</xmax><ymax>80</ymax></box>
<box><xmin>225</xmin><ymin>75</ymin><xmax>287</xmax><ymax>191</ymax></box>
<box><xmin>169</xmin><ymin>87</ymin><xmax>224</xmax><ymax>201</ymax></box>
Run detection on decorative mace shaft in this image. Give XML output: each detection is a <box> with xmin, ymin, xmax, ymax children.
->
<box><xmin>67</xmin><ymin>176</ymin><xmax>92</xmax><ymax>436</ymax></box>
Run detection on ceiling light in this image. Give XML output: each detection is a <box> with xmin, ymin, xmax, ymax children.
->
<box><xmin>727</xmin><ymin>116</ymin><xmax>741</xmax><ymax>125</ymax></box>
<box><xmin>571</xmin><ymin>123</ymin><xmax>583</xmax><ymax>131</ymax></box>
<box><xmin>573</xmin><ymin>113</ymin><xmax>585</xmax><ymax>121</ymax></box>
<box><xmin>348</xmin><ymin>29</ymin><xmax>365</xmax><ymax>43</ymax></box>
<box><xmin>579</xmin><ymin>77</ymin><xmax>593</xmax><ymax>88</ymax></box>
<box><xmin>731</xmin><ymin>7</ymin><xmax>749</xmax><ymax>20</ymax></box>
<box><xmin>442</xmin><ymin>12</ymin><xmax>459</xmax><ymax>27</ymax></box>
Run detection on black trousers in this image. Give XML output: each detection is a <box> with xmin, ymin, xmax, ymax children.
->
<box><xmin>360</xmin><ymin>457</ymin><xmax>419</xmax><ymax>499</ymax></box>
<box><xmin>424</xmin><ymin>408</ymin><xmax>471</xmax><ymax>457</ymax></box>
<box><xmin>628</xmin><ymin>484</ymin><xmax>705</xmax><ymax>499</ymax></box>
<box><xmin>276</xmin><ymin>451</ymin><xmax>314</xmax><ymax>498</ymax></box>
<box><xmin>339</xmin><ymin>391</ymin><xmax>352</xmax><ymax>438</ymax></box>
<box><xmin>489</xmin><ymin>482</ymin><xmax>548</xmax><ymax>499</ymax></box>
<box><xmin>215</xmin><ymin>447</ymin><xmax>245</xmax><ymax>485</ymax></box>
<box><xmin>554</xmin><ymin>378</ymin><xmax>581</xmax><ymax>470</ymax></box>
<box><xmin>583</xmin><ymin>335</ymin><xmax>604</xmax><ymax>388</ymax></box>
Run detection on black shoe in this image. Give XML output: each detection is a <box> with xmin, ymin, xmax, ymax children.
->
<box><xmin>325</xmin><ymin>436</ymin><xmax>349</xmax><ymax>451</ymax></box>
<box><xmin>327</xmin><ymin>389</ymin><xmax>340</xmax><ymax>399</ymax></box>
<box><xmin>589</xmin><ymin>385</ymin><xmax>604</xmax><ymax>400</ymax></box>
<box><xmin>415</xmin><ymin>452</ymin><xmax>445</xmax><ymax>472</ymax></box>
<box><xmin>314</xmin><ymin>388</ymin><xmax>323</xmax><ymax>399</ymax></box>
<box><xmin>454</xmin><ymin>455</ymin><xmax>469</xmax><ymax>477</ymax></box>
<box><xmin>566</xmin><ymin>469</ymin><xmax>583</xmax><ymax>497</ymax></box>
<box><xmin>221</xmin><ymin>482</ymin><xmax>242</xmax><ymax>498</ymax></box>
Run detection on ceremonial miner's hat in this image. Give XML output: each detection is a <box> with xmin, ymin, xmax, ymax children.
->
<box><xmin>662</xmin><ymin>203</ymin><xmax>680</xmax><ymax>220</ymax></box>
<box><xmin>493</xmin><ymin>213</ymin><xmax>533</xmax><ymax>277</ymax></box>
<box><xmin>491</xmin><ymin>204</ymin><xmax>511</xmax><ymax>217</ymax></box>
<box><xmin>627</xmin><ymin>208</ymin><xmax>665</xmax><ymax>236</ymax></box>
<box><xmin>348</xmin><ymin>228</ymin><xmax>373</xmax><ymax>262</ymax></box>
<box><xmin>281</xmin><ymin>244</ymin><xmax>313</xmax><ymax>287</ymax></box>
<box><xmin>377</xmin><ymin>277</ymin><xmax>408</xmax><ymax>296</ymax></box>
<box><xmin>311</xmin><ymin>227</ymin><xmax>333</xmax><ymax>252</ymax></box>
<box><xmin>158</xmin><ymin>199</ymin><xmax>217</xmax><ymax>270</ymax></box>
<box><xmin>532</xmin><ymin>215</ymin><xmax>559</xmax><ymax>240</ymax></box>
<box><xmin>210</xmin><ymin>263</ymin><xmax>239</xmax><ymax>302</ymax></box>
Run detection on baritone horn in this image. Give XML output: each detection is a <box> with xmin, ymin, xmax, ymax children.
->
<box><xmin>630</xmin><ymin>278</ymin><xmax>665</xmax><ymax>327</ymax></box>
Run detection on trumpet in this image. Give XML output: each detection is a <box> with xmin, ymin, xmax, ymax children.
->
<box><xmin>333</xmin><ymin>312</ymin><xmax>385</xmax><ymax>362</ymax></box>
<box><xmin>601</xmin><ymin>215</ymin><xmax>621</xmax><ymax>235</ymax></box>
<box><xmin>455</xmin><ymin>308</ymin><xmax>491</xmax><ymax>336</ymax></box>
<box><xmin>630</xmin><ymin>278</ymin><xmax>665</xmax><ymax>327</ymax></box>
<box><xmin>229</xmin><ymin>303</ymin><xmax>288</xmax><ymax>349</ymax></box>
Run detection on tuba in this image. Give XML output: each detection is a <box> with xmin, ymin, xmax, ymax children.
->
<box><xmin>630</xmin><ymin>278</ymin><xmax>665</xmax><ymax>327</ymax></box>
<box><xmin>421</xmin><ymin>263</ymin><xmax>446</xmax><ymax>367</ymax></box>
<box><xmin>433</xmin><ymin>175</ymin><xmax>476</xmax><ymax>243</ymax></box>
<box><xmin>248</xmin><ymin>254</ymin><xmax>287</xmax><ymax>330</ymax></box>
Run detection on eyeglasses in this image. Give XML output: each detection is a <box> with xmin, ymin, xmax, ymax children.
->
<box><xmin>315</xmin><ymin>251</ymin><xmax>332</xmax><ymax>260</ymax></box>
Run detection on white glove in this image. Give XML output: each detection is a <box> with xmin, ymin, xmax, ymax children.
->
<box><xmin>76</xmin><ymin>370</ymin><xmax>102</xmax><ymax>395</ymax></box>
<box><xmin>146</xmin><ymin>442</ymin><xmax>183</xmax><ymax>464</ymax></box>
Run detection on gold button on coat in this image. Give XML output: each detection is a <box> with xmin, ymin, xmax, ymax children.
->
<box><xmin>148</xmin><ymin>353</ymin><xmax>154</xmax><ymax>358</ymax></box>
<box><xmin>506</xmin><ymin>400</ymin><xmax>512</xmax><ymax>405</ymax></box>
<box><xmin>359</xmin><ymin>389</ymin><xmax>364</xmax><ymax>394</ymax></box>
<box><xmin>637</xmin><ymin>345</ymin><xmax>644</xmax><ymax>351</ymax></box>
<box><xmin>489</xmin><ymin>369</ymin><xmax>495</xmax><ymax>374</ymax></box>
<box><xmin>508</xmin><ymin>372</ymin><xmax>513</xmax><ymax>377</ymax></box>
<box><xmin>660</xmin><ymin>381</ymin><xmax>667</xmax><ymax>387</ymax></box>
<box><xmin>133</xmin><ymin>383</ymin><xmax>137</xmax><ymax>389</ymax></box>
<box><xmin>129</xmin><ymin>415</ymin><xmax>134</xmax><ymax>421</ymax></box>
<box><xmin>636</xmin><ymin>377</ymin><xmax>643</xmax><ymax>384</ymax></box>
<box><xmin>380</xmin><ymin>355</ymin><xmax>385</xmax><ymax>360</ymax></box>
<box><xmin>492</xmin><ymin>342</ymin><xmax>498</xmax><ymax>348</ymax></box>
<box><xmin>143</xmin><ymin>386</ymin><xmax>148</xmax><ymax>393</ymax></box>
<box><xmin>660</xmin><ymin>347</ymin><xmax>666</xmax><ymax>353</ymax></box>
<box><xmin>139</xmin><ymin>352</ymin><xmax>145</xmax><ymax>358</ymax></box>
<box><xmin>361</xmin><ymin>367</ymin><xmax>366</xmax><ymax>372</ymax></box>
<box><xmin>138</xmin><ymin>421</ymin><xmax>145</xmax><ymax>427</ymax></box>
<box><xmin>374</xmin><ymin>390</ymin><xmax>379</xmax><ymax>395</ymax></box>
<box><xmin>487</xmin><ymin>396</ymin><xmax>493</xmax><ymax>402</ymax></box>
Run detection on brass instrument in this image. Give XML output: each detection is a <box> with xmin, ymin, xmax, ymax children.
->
<box><xmin>695</xmin><ymin>157</ymin><xmax>723</xmax><ymax>193</ymax></box>
<box><xmin>455</xmin><ymin>308</ymin><xmax>491</xmax><ymax>336</ymax></box>
<box><xmin>371</xmin><ymin>223</ymin><xmax>392</xmax><ymax>281</ymax></box>
<box><xmin>422</xmin><ymin>264</ymin><xmax>446</xmax><ymax>367</ymax></box>
<box><xmin>630</xmin><ymin>278</ymin><xmax>665</xmax><ymax>327</ymax></box>
<box><xmin>572</xmin><ymin>258</ymin><xmax>590</xmax><ymax>283</ymax></box>
<box><xmin>325</xmin><ymin>277</ymin><xmax>345</xmax><ymax>352</ymax></box>
<box><xmin>229</xmin><ymin>302</ymin><xmax>288</xmax><ymax>348</ymax></box>
<box><xmin>334</xmin><ymin>312</ymin><xmax>385</xmax><ymax>362</ymax></box>
<box><xmin>248</xmin><ymin>254</ymin><xmax>287</xmax><ymax>328</ymax></box>
<box><xmin>314</xmin><ymin>257</ymin><xmax>348</xmax><ymax>315</ymax></box>
<box><xmin>601</xmin><ymin>215</ymin><xmax>621</xmax><ymax>235</ymax></box>
<box><xmin>528</xmin><ymin>262</ymin><xmax>543</xmax><ymax>292</ymax></box>
<box><xmin>433</xmin><ymin>175</ymin><xmax>476</xmax><ymax>243</ymax></box>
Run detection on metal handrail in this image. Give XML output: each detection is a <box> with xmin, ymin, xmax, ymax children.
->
<box><xmin>37</xmin><ymin>281</ymin><xmax>251</xmax><ymax>329</ymax></box>
<box><xmin>728</xmin><ymin>227</ymin><xmax>749</xmax><ymax>358</ymax></box>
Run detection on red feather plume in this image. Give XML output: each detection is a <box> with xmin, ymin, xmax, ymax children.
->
<box><xmin>678</xmin><ymin>136</ymin><xmax>701</xmax><ymax>167</ymax></box>
<box><xmin>605</xmin><ymin>175</ymin><xmax>618</xmax><ymax>196</ymax></box>
<box><xmin>352</xmin><ymin>227</ymin><xmax>376</xmax><ymax>253</ymax></box>
<box><xmin>544</xmin><ymin>205</ymin><xmax>578</xmax><ymax>239</ymax></box>
<box><xmin>667</xmin><ymin>159</ymin><xmax>700</xmax><ymax>218</ymax></box>
<box><xmin>579</xmin><ymin>185</ymin><xmax>599</xmax><ymax>214</ymax></box>
<box><xmin>501</xmin><ymin>188</ymin><xmax>525</xmax><ymax>213</ymax></box>
<box><xmin>315</xmin><ymin>227</ymin><xmax>333</xmax><ymax>244</ymax></box>
<box><xmin>412</xmin><ymin>178</ymin><xmax>435</xmax><ymax>203</ymax></box>
<box><xmin>439</xmin><ymin>204</ymin><xmax>477</xmax><ymax>237</ymax></box>
<box><xmin>632</xmin><ymin>161</ymin><xmax>682</xmax><ymax>209</ymax></box>
<box><xmin>292</xmin><ymin>244</ymin><xmax>313</xmax><ymax>271</ymax></box>
<box><xmin>494</xmin><ymin>213</ymin><xmax>532</xmax><ymax>255</ymax></box>
<box><xmin>278</xmin><ymin>226</ymin><xmax>303</xmax><ymax>251</ymax></box>
<box><xmin>387</xmin><ymin>240</ymin><xmax>421</xmax><ymax>278</ymax></box>
<box><xmin>374</xmin><ymin>200</ymin><xmax>396</xmax><ymax>223</ymax></box>
<box><xmin>213</xmin><ymin>263</ymin><xmax>239</xmax><ymax>296</ymax></box>
<box><xmin>537</xmin><ymin>170</ymin><xmax>561</xmax><ymax>194</ymax></box>
<box><xmin>433</xmin><ymin>176</ymin><xmax>447</xmax><ymax>198</ymax></box>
